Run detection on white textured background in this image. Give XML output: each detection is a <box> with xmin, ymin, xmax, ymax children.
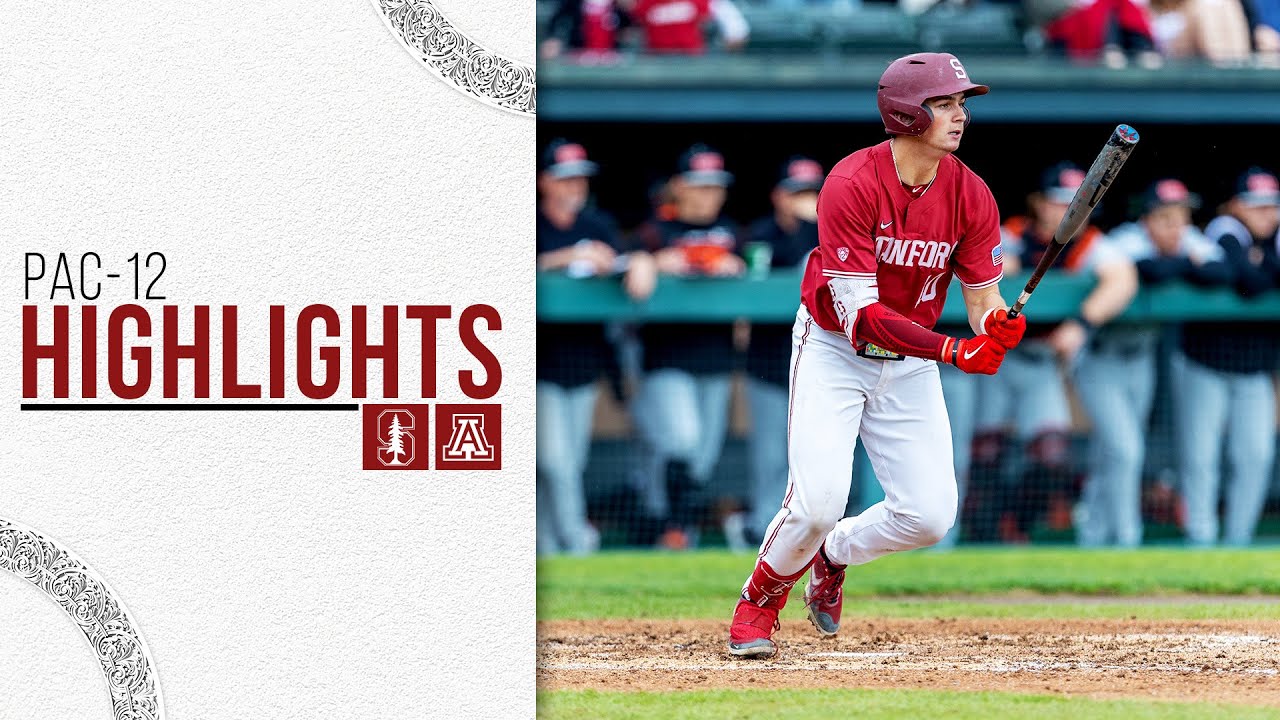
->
<box><xmin>0</xmin><ymin>1</ymin><xmax>535</xmax><ymax>718</ymax></box>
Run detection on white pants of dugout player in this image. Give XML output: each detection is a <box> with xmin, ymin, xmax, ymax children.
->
<box><xmin>757</xmin><ymin>306</ymin><xmax>957</xmax><ymax>576</ymax></box>
<box><xmin>746</xmin><ymin>377</ymin><xmax>789</xmax><ymax>540</ymax></box>
<box><xmin>536</xmin><ymin>380</ymin><xmax>599</xmax><ymax>555</ymax></box>
<box><xmin>1172</xmin><ymin>353</ymin><xmax>1276</xmax><ymax>546</ymax></box>
<box><xmin>1072</xmin><ymin>348</ymin><xmax>1155</xmax><ymax>548</ymax></box>
<box><xmin>634</xmin><ymin>369</ymin><xmax>732</xmax><ymax>532</ymax></box>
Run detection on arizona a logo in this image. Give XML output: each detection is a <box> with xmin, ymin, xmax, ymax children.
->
<box><xmin>443</xmin><ymin>415</ymin><xmax>493</xmax><ymax>461</ymax></box>
<box><xmin>436</xmin><ymin>404</ymin><xmax>502</xmax><ymax>470</ymax></box>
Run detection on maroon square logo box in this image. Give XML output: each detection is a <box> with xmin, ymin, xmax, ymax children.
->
<box><xmin>435</xmin><ymin>404</ymin><xmax>501</xmax><ymax>470</ymax></box>
<box><xmin>362</xmin><ymin>405</ymin><xmax>431</xmax><ymax>470</ymax></box>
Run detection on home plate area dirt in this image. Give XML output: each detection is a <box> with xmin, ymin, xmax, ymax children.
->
<box><xmin>537</xmin><ymin>618</ymin><xmax>1280</xmax><ymax>705</ymax></box>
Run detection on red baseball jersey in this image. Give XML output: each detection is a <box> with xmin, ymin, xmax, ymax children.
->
<box><xmin>630</xmin><ymin>0</ymin><xmax>711</xmax><ymax>53</ymax></box>
<box><xmin>801</xmin><ymin>140</ymin><xmax>1003</xmax><ymax>336</ymax></box>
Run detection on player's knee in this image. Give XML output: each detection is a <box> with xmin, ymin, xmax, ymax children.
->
<box><xmin>1096</xmin><ymin>439</ymin><xmax>1141</xmax><ymax>477</ymax></box>
<box><xmin>792</xmin><ymin>505</ymin><xmax>844</xmax><ymax>542</ymax></box>
<box><xmin>905</xmin><ymin>495</ymin><xmax>957</xmax><ymax>547</ymax></box>
<box><xmin>658</xmin><ymin>426</ymin><xmax>699</xmax><ymax>461</ymax></box>
<box><xmin>918</xmin><ymin>506</ymin><xmax>957</xmax><ymax>546</ymax></box>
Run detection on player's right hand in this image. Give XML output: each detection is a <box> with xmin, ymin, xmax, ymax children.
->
<box><xmin>947</xmin><ymin>335</ymin><xmax>1006</xmax><ymax>375</ymax></box>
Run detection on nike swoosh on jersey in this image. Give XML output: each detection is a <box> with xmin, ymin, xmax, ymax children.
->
<box><xmin>880</xmin><ymin>221</ymin><xmax>893</xmax><ymax>229</ymax></box>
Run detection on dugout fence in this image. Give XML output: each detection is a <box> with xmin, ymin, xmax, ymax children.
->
<box><xmin>538</xmin><ymin>273</ymin><xmax>1280</xmax><ymax>550</ymax></box>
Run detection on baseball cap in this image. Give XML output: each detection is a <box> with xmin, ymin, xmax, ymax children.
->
<box><xmin>777</xmin><ymin>156</ymin><xmax>825</xmax><ymax>193</ymax></box>
<box><xmin>1235</xmin><ymin>167</ymin><xmax>1280</xmax><ymax>207</ymax></box>
<box><xmin>1141</xmin><ymin>178</ymin><xmax>1201</xmax><ymax>214</ymax></box>
<box><xmin>677</xmin><ymin>144</ymin><xmax>734</xmax><ymax>187</ymax></box>
<box><xmin>1041</xmin><ymin>162</ymin><xmax>1086</xmax><ymax>204</ymax></box>
<box><xmin>540</xmin><ymin>139</ymin><xmax>598</xmax><ymax>179</ymax></box>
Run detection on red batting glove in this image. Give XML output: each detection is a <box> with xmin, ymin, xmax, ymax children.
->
<box><xmin>942</xmin><ymin>335</ymin><xmax>1007</xmax><ymax>375</ymax></box>
<box><xmin>981</xmin><ymin>307</ymin><xmax>1027</xmax><ymax>349</ymax></box>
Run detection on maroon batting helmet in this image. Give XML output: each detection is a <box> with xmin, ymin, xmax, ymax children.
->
<box><xmin>877</xmin><ymin>53</ymin><xmax>989</xmax><ymax>136</ymax></box>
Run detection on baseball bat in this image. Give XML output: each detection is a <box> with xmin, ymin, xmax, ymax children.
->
<box><xmin>1007</xmin><ymin>124</ymin><xmax>1140</xmax><ymax>320</ymax></box>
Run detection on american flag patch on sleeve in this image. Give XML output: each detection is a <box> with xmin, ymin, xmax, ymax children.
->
<box><xmin>992</xmin><ymin>246</ymin><xmax>1003</xmax><ymax>266</ymax></box>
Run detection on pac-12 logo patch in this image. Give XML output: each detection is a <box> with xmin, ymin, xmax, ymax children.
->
<box><xmin>436</xmin><ymin>404</ymin><xmax>502</xmax><ymax>470</ymax></box>
<box><xmin>837</xmin><ymin>247</ymin><xmax>850</xmax><ymax>262</ymax></box>
<box><xmin>363</xmin><ymin>405</ymin><xmax>431</xmax><ymax>470</ymax></box>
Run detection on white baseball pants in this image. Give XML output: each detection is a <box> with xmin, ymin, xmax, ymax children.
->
<box><xmin>758</xmin><ymin>306</ymin><xmax>958</xmax><ymax>575</ymax></box>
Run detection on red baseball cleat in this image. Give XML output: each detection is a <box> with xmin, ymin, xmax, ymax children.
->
<box><xmin>728</xmin><ymin>597</ymin><xmax>782</xmax><ymax>658</ymax></box>
<box><xmin>804</xmin><ymin>543</ymin><xmax>846</xmax><ymax>637</ymax></box>
<box><xmin>727</xmin><ymin>560</ymin><xmax>805</xmax><ymax>658</ymax></box>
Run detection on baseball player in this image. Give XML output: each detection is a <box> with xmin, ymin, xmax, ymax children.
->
<box><xmin>1074</xmin><ymin>178</ymin><xmax>1228</xmax><ymax>547</ymax></box>
<box><xmin>728</xmin><ymin>53</ymin><xmax>1026</xmax><ymax>658</ymax></box>
<box><xmin>633</xmin><ymin>144</ymin><xmax>745</xmax><ymax>549</ymax></box>
<box><xmin>536</xmin><ymin>139</ymin><xmax>657</xmax><ymax>555</ymax></box>
<box><xmin>742</xmin><ymin>156</ymin><xmax>825</xmax><ymax>545</ymax></box>
<box><xmin>1173</xmin><ymin>168</ymin><xmax>1280</xmax><ymax>546</ymax></box>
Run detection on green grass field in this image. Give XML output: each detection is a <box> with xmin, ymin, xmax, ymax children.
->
<box><xmin>540</xmin><ymin>688</ymin><xmax>1280</xmax><ymax>720</ymax></box>
<box><xmin>538</xmin><ymin>548</ymin><xmax>1280</xmax><ymax>719</ymax></box>
<box><xmin>538</xmin><ymin>547</ymin><xmax>1280</xmax><ymax>620</ymax></box>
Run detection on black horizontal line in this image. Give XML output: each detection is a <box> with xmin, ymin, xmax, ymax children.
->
<box><xmin>21</xmin><ymin>403</ymin><xmax>359</xmax><ymax>412</ymax></box>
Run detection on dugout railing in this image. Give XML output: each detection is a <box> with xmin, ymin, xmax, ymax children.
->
<box><xmin>538</xmin><ymin>272</ymin><xmax>1280</xmax><ymax>549</ymax></box>
<box><xmin>538</xmin><ymin>271</ymin><xmax>1280</xmax><ymax>322</ymax></box>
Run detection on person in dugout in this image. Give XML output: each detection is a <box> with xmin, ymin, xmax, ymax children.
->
<box><xmin>632</xmin><ymin>143</ymin><xmax>745</xmax><ymax>549</ymax></box>
<box><xmin>970</xmin><ymin>162</ymin><xmax>1138</xmax><ymax>542</ymax></box>
<box><xmin>535</xmin><ymin>139</ymin><xmax>657</xmax><ymax>554</ymax></box>
<box><xmin>1173</xmin><ymin>167</ymin><xmax>1280</xmax><ymax>546</ymax></box>
<box><xmin>1074</xmin><ymin>178</ymin><xmax>1230</xmax><ymax>547</ymax></box>
<box><xmin>739</xmin><ymin>156</ymin><xmax>825</xmax><ymax>545</ymax></box>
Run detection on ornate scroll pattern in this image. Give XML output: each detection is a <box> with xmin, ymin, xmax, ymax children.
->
<box><xmin>372</xmin><ymin>0</ymin><xmax>536</xmax><ymax>115</ymax></box>
<box><xmin>0</xmin><ymin>518</ymin><xmax>163</xmax><ymax>719</ymax></box>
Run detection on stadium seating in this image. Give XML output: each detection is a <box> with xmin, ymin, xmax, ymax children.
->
<box><xmin>536</xmin><ymin>0</ymin><xmax>1029</xmax><ymax>57</ymax></box>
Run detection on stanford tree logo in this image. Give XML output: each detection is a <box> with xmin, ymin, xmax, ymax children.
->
<box><xmin>363</xmin><ymin>404</ymin><xmax>431</xmax><ymax>470</ymax></box>
<box><xmin>379</xmin><ymin>410</ymin><xmax>416</xmax><ymax>466</ymax></box>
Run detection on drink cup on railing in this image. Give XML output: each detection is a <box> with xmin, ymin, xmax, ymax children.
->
<box><xmin>744</xmin><ymin>242</ymin><xmax>773</xmax><ymax>280</ymax></box>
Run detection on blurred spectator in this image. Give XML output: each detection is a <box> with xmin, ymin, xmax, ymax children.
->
<box><xmin>1074</xmin><ymin>179</ymin><xmax>1230</xmax><ymax>547</ymax></box>
<box><xmin>618</xmin><ymin>0</ymin><xmax>751</xmax><ymax>53</ymax></box>
<box><xmin>738</xmin><ymin>156</ymin><xmax>824</xmax><ymax>546</ymax></box>
<box><xmin>970</xmin><ymin>162</ymin><xmax>1138</xmax><ymax>542</ymax></box>
<box><xmin>1245</xmin><ymin>0</ymin><xmax>1280</xmax><ymax>64</ymax></box>
<box><xmin>632</xmin><ymin>143</ymin><xmax>745</xmax><ymax>548</ymax></box>
<box><xmin>1031</xmin><ymin>0</ymin><xmax>1163</xmax><ymax>66</ymax></box>
<box><xmin>649</xmin><ymin>177</ymin><xmax>679</xmax><ymax>222</ymax></box>
<box><xmin>536</xmin><ymin>139</ymin><xmax>657</xmax><ymax>555</ymax></box>
<box><xmin>1173</xmin><ymin>168</ymin><xmax>1280</xmax><ymax>546</ymax></box>
<box><xmin>541</xmin><ymin>0</ymin><xmax>628</xmax><ymax>60</ymax></box>
<box><xmin>1148</xmin><ymin>0</ymin><xmax>1252</xmax><ymax>65</ymax></box>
